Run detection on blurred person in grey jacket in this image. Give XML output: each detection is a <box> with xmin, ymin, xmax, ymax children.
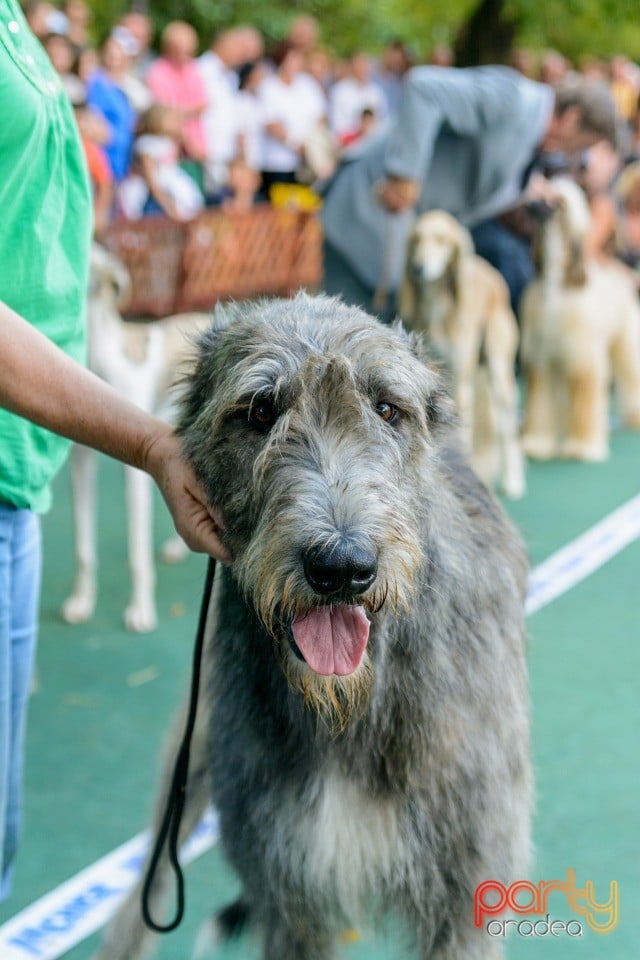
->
<box><xmin>322</xmin><ymin>66</ymin><xmax>616</xmax><ymax>316</ymax></box>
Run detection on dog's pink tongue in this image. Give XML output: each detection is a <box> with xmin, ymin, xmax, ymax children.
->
<box><xmin>291</xmin><ymin>606</ymin><xmax>370</xmax><ymax>676</ymax></box>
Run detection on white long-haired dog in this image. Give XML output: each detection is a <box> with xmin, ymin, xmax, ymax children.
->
<box><xmin>398</xmin><ymin>210</ymin><xmax>525</xmax><ymax>499</ymax></box>
<box><xmin>520</xmin><ymin>178</ymin><xmax>640</xmax><ymax>461</ymax></box>
<box><xmin>61</xmin><ymin>245</ymin><xmax>208</xmax><ymax>632</ymax></box>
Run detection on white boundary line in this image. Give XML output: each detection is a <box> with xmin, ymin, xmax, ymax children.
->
<box><xmin>1</xmin><ymin>494</ymin><xmax>639</xmax><ymax>959</ymax></box>
<box><xmin>0</xmin><ymin>810</ymin><xmax>219</xmax><ymax>960</ymax></box>
<box><xmin>524</xmin><ymin>493</ymin><xmax>640</xmax><ymax>616</ymax></box>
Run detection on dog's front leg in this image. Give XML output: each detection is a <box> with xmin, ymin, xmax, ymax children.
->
<box><xmin>124</xmin><ymin>465</ymin><xmax>157</xmax><ymax>632</ymax></box>
<box><xmin>61</xmin><ymin>444</ymin><xmax>98</xmax><ymax>624</ymax></box>
<box><xmin>521</xmin><ymin>368</ymin><xmax>558</xmax><ymax>460</ymax></box>
<box><xmin>562</xmin><ymin>367</ymin><xmax>609</xmax><ymax>462</ymax></box>
<box><xmin>487</xmin><ymin>357</ymin><xmax>525</xmax><ymax>499</ymax></box>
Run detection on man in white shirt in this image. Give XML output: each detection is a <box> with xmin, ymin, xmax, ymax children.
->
<box><xmin>329</xmin><ymin>52</ymin><xmax>388</xmax><ymax>141</ymax></box>
<box><xmin>198</xmin><ymin>29</ymin><xmax>250</xmax><ymax>196</ymax></box>
<box><xmin>258</xmin><ymin>42</ymin><xmax>326</xmax><ymax>192</ymax></box>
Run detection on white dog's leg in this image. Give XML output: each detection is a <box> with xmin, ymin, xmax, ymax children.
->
<box><xmin>610</xmin><ymin>309</ymin><xmax>640</xmax><ymax>429</ymax></box>
<box><xmin>453</xmin><ymin>346</ymin><xmax>477</xmax><ymax>457</ymax></box>
<box><xmin>489</xmin><ymin>360</ymin><xmax>525</xmax><ymax>500</ymax></box>
<box><xmin>562</xmin><ymin>368</ymin><xmax>609</xmax><ymax>462</ymax></box>
<box><xmin>61</xmin><ymin>445</ymin><xmax>98</xmax><ymax>624</ymax></box>
<box><xmin>522</xmin><ymin>369</ymin><xmax>558</xmax><ymax>460</ymax></box>
<box><xmin>470</xmin><ymin>367</ymin><xmax>500</xmax><ymax>489</ymax></box>
<box><xmin>124</xmin><ymin>465</ymin><xmax>157</xmax><ymax>632</ymax></box>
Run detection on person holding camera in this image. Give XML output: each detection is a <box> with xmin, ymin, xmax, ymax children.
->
<box><xmin>322</xmin><ymin>66</ymin><xmax>617</xmax><ymax>317</ymax></box>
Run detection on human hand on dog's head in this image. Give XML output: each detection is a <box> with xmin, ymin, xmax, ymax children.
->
<box><xmin>142</xmin><ymin>423</ymin><xmax>231</xmax><ymax>562</ymax></box>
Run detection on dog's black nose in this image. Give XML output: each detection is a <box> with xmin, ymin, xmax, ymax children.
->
<box><xmin>303</xmin><ymin>542</ymin><xmax>378</xmax><ymax>597</ymax></box>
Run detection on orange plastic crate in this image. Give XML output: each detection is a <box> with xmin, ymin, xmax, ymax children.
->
<box><xmin>103</xmin><ymin>207</ymin><xmax>323</xmax><ymax>318</ymax></box>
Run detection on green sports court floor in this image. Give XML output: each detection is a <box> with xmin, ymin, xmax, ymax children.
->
<box><xmin>1</xmin><ymin>430</ymin><xmax>639</xmax><ymax>959</ymax></box>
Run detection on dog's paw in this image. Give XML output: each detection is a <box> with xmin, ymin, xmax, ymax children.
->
<box><xmin>124</xmin><ymin>600</ymin><xmax>158</xmax><ymax>633</ymax></box>
<box><xmin>160</xmin><ymin>534</ymin><xmax>189</xmax><ymax>565</ymax></box>
<box><xmin>521</xmin><ymin>433</ymin><xmax>557</xmax><ymax>460</ymax></box>
<box><xmin>502</xmin><ymin>472</ymin><xmax>526</xmax><ymax>500</ymax></box>
<box><xmin>61</xmin><ymin>590</ymin><xmax>96</xmax><ymax>624</ymax></box>
<box><xmin>560</xmin><ymin>438</ymin><xmax>609</xmax><ymax>462</ymax></box>
<box><xmin>501</xmin><ymin>452</ymin><xmax>526</xmax><ymax>500</ymax></box>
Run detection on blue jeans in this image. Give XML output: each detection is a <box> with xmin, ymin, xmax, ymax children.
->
<box><xmin>0</xmin><ymin>504</ymin><xmax>41</xmax><ymax>901</ymax></box>
<box><xmin>470</xmin><ymin>218</ymin><xmax>535</xmax><ymax>318</ymax></box>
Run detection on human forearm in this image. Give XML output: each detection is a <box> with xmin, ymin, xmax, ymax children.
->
<box><xmin>0</xmin><ymin>301</ymin><xmax>229</xmax><ymax>558</ymax></box>
<box><xmin>0</xmin><ymin>300</ymin><xmax>161</xmax><ymax>469</ymax></box>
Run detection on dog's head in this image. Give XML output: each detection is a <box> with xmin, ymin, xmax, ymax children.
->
<box><xmin>398</xmin><ymin>211</ymin><xmax>473</xmax><ymax>322</ymax></box>
<box><xmin>531</xmin><ymin>178</ymin><xmax>590</xmax><ymax>287</ymax></box>
<box><xmin>178</xmin><ymin>294</ymin><xmax>453</xmax><ymax>723</ymax></box>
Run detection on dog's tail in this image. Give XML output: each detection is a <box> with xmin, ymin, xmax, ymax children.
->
<box><xmin>193</xmin><ymin>899</ymin><xmax>251</xmax><ymax>958</ymax></box>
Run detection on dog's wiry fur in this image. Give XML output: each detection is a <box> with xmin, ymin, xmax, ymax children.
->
<box><xmin>398</xmin><ymin>211</ymin><xmax>525</xmax><ymax>500</ymax></box>
<box><xmin>96</xmin><ymin>293</ymin><xmax>530</xmax><ymax>960</ymax></box>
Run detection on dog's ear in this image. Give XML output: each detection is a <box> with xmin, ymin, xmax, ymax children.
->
<box><xmin>556</xmin><ymin>200</ymin><xmax>587</xmax><ymax>287</ymax></box>
<box><xmin>395</xmin><ymin>322</ymin><xmax>456</xmax><ymax>430</ymax></box>
<box><xmin>209</xmin><ymin>301</ymin><xmax>236</xmax><ymax>334</ymax></box>
<box><xmin>564</xmin><ymin>236</ymin><xmax>587</xmax><ymax>286</ymax></box>
<box><xmin>448</xmin><ymin>221</ymin><xmax>474</xmax><ymax>303</ymax></box>
<box><xmin>177</xmin><ymin>303</ymin><xmax>238</xmax><ymax>434</ymax></box>
<box><xmin>424</xmin><ymin>367</ymin><xmax>457</xmax><ymax>432</ymax></box>
<box><xmin>396</xmin><ymin>234</ymin><xmax>417</xmax><ymax>322</ymax></box>
<box><xmin>425</xmin><ymin>383</ymin><xmax>456</xmax><ymax>430</ymax></box>
<box><xmin>530</xmin><ymin>224</ymin><xmax>543</xmax><ymax>275</ymax></box>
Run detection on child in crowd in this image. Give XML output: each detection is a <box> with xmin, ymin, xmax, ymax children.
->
<box><xmin>339</xmin><ymin>106</ymin><xmax>378</xmax><ymax>148</ymax></box>
<box><xmin>73</xmin><ymin>102</ymin><xmax>114</xmax><ymax>236</ymax></box>
<box><xmin>118</xmin><ymin>103</ymin><xmax>204</xmax><ymax>221</ymax></box>
<box><xmin>219</xmin><ymin>158</ymin><xmax>261</xmax><ymax>211</ymax></box>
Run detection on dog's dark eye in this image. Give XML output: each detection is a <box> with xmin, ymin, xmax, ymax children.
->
<box><xmin>248</xmin><ymin>397</ymin><xmax>278</xmax><ymax>430</ymax></box>
<box><xmin>376</xmin><ymin>401</ymin><xmax>400</xmax><ymax>425</ymax></box>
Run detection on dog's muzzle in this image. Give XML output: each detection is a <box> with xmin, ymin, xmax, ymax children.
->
<box><xmin>275</xmin><ymin>541</ymin><xmax>376</xmax><ymax>678</ymax></box>
<box><xmin>302</xmin><ymin>542</ymin><xmax>378</xmax><ymax>598</ymax></box>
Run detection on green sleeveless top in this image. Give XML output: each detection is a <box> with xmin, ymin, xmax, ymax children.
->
<box><xmin>0</xmin><ymin>0</ymin><xmax>92</xmax><ymax>512</ymax></box>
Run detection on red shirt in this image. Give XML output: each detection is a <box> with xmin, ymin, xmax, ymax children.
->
<box><xmin>83</xmin><ymin>138</ymin><xmax>113</xmax><ymax>188</ymax></box>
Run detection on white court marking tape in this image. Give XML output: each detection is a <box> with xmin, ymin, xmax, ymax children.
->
<box><xmin>1</xmin><ymin>493</ymin><xmax>639</xmax><ymax>959</ymax></box>
<box><xmin>524</xmin><ymin>493</ymin><xmax>640</xmax><ymax>616</ymax></box>
<box><xmin>0</xmin><ymin>810</ymin><xmax>219</xmax><ymax>960</ymax></box>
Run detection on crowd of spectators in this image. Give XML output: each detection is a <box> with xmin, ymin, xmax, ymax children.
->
<box><xmin>25</xmin><ymin>3</ymin><xmax>414</xmax><ymax>231</ymax></box>
<box><xmin>22</xmin><ymin>0</ymin><xmax>640</xmax><ymax>276</ymax></box>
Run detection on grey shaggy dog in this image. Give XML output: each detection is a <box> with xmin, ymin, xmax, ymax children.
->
<box><xmin>95</xmin><ymin>293</ymin><xmax>531</xmax><ymax>960</ymax></box>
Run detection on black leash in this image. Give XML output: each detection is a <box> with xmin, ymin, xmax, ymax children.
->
<box><xmin>141</xmin><ymin>555</ymin><xmax>216</xmax><ymax>933</ymax></box>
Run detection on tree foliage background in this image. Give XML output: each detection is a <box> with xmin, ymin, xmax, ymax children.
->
<box><xmin>87</xmin><ymin>0</ymin><xmax>640</xmax><ymax>63</ymax></box>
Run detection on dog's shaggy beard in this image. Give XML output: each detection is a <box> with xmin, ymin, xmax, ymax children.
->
<box><xmin>279</xmin><ymin>640</ymin><xmax>375</xmax><ymax>734</ymax></box>
<box><xmin>234</xmin><ymin>523</ymin><xmax>423</xmax><ymax>733</ymax></box>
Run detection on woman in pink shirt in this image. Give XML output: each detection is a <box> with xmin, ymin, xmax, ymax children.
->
<box><xmin>146</xmin><ymin>21</ymin><xmax>208</xmax><ymax>163</ymax></box>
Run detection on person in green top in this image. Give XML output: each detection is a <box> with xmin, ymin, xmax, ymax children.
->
<box><xmin>0</xmin><ymin>0</ymin><xmax>228</xmax><ymax>900</ymax></box>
